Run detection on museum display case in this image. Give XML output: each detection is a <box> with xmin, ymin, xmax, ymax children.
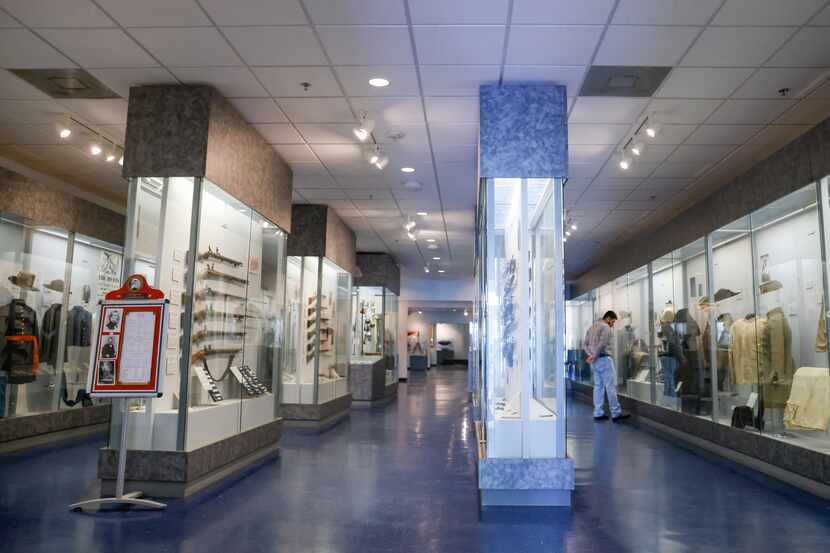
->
<box><xmin>477</xmin><ymin>177</ymin><xmax>566</xmax><ymax>460</ymax></box>
<box><xmin>282</xmin><ymin>256</ymin><xmax>351</xmax><ymax>406</ymax></box>
<box><xmin>568</xmin><ymin>181</ymin><xmax>830</xmax><ymax>455</ymax></box>
<box><xmin>115</xmin><ymin>177</ymin><xmax>288</xmax><ymax>452</ymax></box>
<box><xmin>0</xmin><ymin>214</ymin><xmax>122</xmax><ymax>420</ymax></box>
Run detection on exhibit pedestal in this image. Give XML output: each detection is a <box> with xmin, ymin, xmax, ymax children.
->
<box><xmin>0</xmin><ymin>404</ymin><xmax>111</xmax><ymax>453</ymax></box>
<box><xmin>98</xmin><ymin>418</ymin><xmax>282</xmax><ymax>498</ymax></box>
<box><xmin>281</xmin><ymin>393</ymin><xmax>352</xmax><ymax>433</ymax></box>
<box><xmin>350</xmin><ymin>356</ymin><xmax>398</xmax><ymax>407</ymax></box>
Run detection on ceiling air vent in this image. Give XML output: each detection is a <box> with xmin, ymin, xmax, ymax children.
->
<box><xmin>9</xmin><ymin>68</ymin><xmax>120</xmax><ymax>99</ymax></box>
<box><xmin>579</xmin><ymin>66</ymin><xmax>671</xmax><ymax>98</ymax></box>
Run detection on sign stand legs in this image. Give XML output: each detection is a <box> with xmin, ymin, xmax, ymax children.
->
<box><xmin>69</xmin><ymin>400</ymin><xmax>166</xmax><ymax>512</ymax></box>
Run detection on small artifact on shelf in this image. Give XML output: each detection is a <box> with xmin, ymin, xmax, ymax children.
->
<box><xmin>231</xmin><ymin>365</ymin><xmax>269</xmax><ymax>396</ymax></box>
<box><xmin>193</xmin><ymin>308</ymin><xmax>246</xmax><ymax>323</ymax></box>
<box><xmin>193</xmin><ymin>362</ymin><xmax>224</xmax><ymax>402</ymax></box>
<box><xmin>195</xmin><ymin>287</ymin><xmax>246</xmax><ymax>302</ymax></box>
<box><xmin>203</xmin><ymin>264</ymin><xmax>248</xmax><ymax>286</ymax></box>
<box><xmin>192</xmin><ymin>329</ymin><xmax>245</xmax><ymax>343</ymax></box>
<box><xmin>199</xmin><ymin>246</ymin><xmax>243</xmax><ymax>268</ymax></box>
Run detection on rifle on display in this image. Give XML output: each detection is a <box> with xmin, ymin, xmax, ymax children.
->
<box><xmin>199</xmin><ymin>246</ymin><xmax>243</xmax><ymax>268</ymax></box>
<box><xmin>193</xmin><ymin>308</ymin><xmax>245</xmax><ymax>323</ymax></box>
<box><xmin>202</xmin><ymin>264</ymin><xmax>248</xmax><ymax>286</ymax></box>
<box><xmin>192</xmin><ymin>329</ymin><xmax>246</xmax><ymax>344</ymax></box>
<box><xmin>195</xmin><ymin>287</ymin><xmax>246</xmax><ymax>302</ymax></box>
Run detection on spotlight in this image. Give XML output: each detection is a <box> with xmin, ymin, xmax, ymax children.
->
<box><xmin>432</xmin><ymin>256</ymin><xmax>440</xmax><ymax>260</ymax></box>
<box><xmin>118</xmin><ymin>154</ymin><xmax>124</xmax><ymax>166</ymax></box>
<box><xmin>571</xmin><ymin>223</ymin><xmax>578</xmax><ymax>231</ymax></box>
<box><xmin>464</xmin><ymin>310</ymin><xmax>469</xmax><ymax>317</ymax></box>
<box><xmin>427</xmin><ymin>244</ymin><xmax>438</xmax><ymax>250</ymax></box>
<box><xmin>618</xmin><ymin>152</ymin><xmax>631</xmax><ymax>171</ymax></box>
<box><xmin>401</xmin><ymin>167</ymin><xmax>415</xmax><ymax>173</ymax></box>
<box><xmin>364</xmin><ymin>146</ymin><xmax>380</xmax><ymax>165</ymax></box>
<box><xmin>424</xmin><ymin>267</ymin><xmax>430</xmax><ymax>274</ymax></box>
<box><xmin>416</xmin><ymin>211</ymin><xmax>428</xmax><ymax>216</ymax></box>
<box><xmin>426</xmin><ymin>238</ymin><xmax>436</xmax><ymax>243</ymax></box>
<box><xmin>407</xmin><ymin>231</ymin><xmax>416</xmax><ymax>241</ymax></box>
<box><xmin>438</xmin><ymin>269</ymin><xmax>445</xmax><ymax>273</ymax></box>
<box><xmin>105</xmin><ymin>144</ymin><xmax>116</xmax><ymax>163</ymax></box>
<box><xmin>59</xmin><ymin>128</ymin><xmax>71</xmax><ymax>139</ymax></box>
<box><xmin>404</xmin><ymin>220</ymin><xmax>416</xmax><ymax>231</ymax></box>
<box><xmin>645</xmin><ymin>122</ymin><xmax>661</xmax><ymax>139</ymax></box>
<box><xmin>565</xmin><ymin>230</ymin><xmax>571</xmax><ymax>237</ymax></box>
<box><xmin>369</xmin><ymin>77</ymin><xmax>390</xmax><ymax>88</ymax></box>
<box><xmin>374</xmin><ymin>155</ymin><xmax>389</xmax><ymax>170</ymax></box>
<box><xmin>403</xmin><ymin>180</ymin><xmax>422</xmax><ymax>190</ymax></box>
<box><xmin>90</xmin><ymin>143</ymin><xmax>102</xmax><ymax>156</ymax></box>
<box><xmin>352</xmin><ymin>111</ymin><xmax>375</xmax><ymax>142</ymax></box>
<box><xmin>631</xmin><ymin>141</ymin><xmax>644</xmax><ymax>157</ymax></box>
<box><xmin>563</xmin><ymin>236</ymin><xmax>568</xmax><ymax>242</ymax></box>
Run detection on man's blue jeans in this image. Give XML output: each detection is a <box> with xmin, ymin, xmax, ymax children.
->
<box><xmin>592</xmin><ymin>356</ymin><xmax>622</xmax><ymax>418</ymax></box>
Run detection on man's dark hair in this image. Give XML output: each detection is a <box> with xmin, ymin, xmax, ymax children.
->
<box><xmin>603</xmin><ymin>310</ymin><xmax>618</xmax><ymax>321</ymax></box>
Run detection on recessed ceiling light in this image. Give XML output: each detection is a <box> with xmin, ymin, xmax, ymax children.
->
<box><xmin>369</xmin><ymin>77</ymin><xmax>390</xmax><ymax>88</ymax></box>
<box><xmin>403</xmin><ymin>180</ymin><xmax>422</xmax><ymax>190</ymax></box>
<box><xmin>416</xmin><ymin>211</ymin><xmax>428</xmax><ymax>216</ymax></box>
<box><xmin>438</xmin><ymin>269</ymin><xmax>445</xmax><ymax>273</ymax></box>
<box><xmin>426</xmin><ymin>238</ymin><xmax>436</xmax><ymax>243</ymax></box>
<box><xmin>59</xmin><ymin>128</ymin><xmax>71</xmax><ymax>139</ymax></box>
<box><xmin>401</xmin><ymin>167</ymin><xmax>415</xmax><ymax>173</ymax></box>
<box><xmin>427</xmin><ymin>244</ymin><xmax>438</xmax><ymax>250</ymax></box>
<box><xmin>432</xmin><ymin>256</ymin><xmax>441</xmax><ymax>260</ymax></box>
<box><xmin>90</xmin><ymin>143</ymin><xmax>102</xmax><ymax>156</ymax></box>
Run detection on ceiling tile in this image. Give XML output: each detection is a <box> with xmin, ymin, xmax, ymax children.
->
<box><xmin>59</xmin><ymin>98</ymin><xmax>128</xmax><ymax>125</ymax></box>
<box><xmin>809</xmin><ymin>80</ymin><xmax>830</xmax><ymax>98</ymax></box>
<box><xmin>291</xmin><ymin>161</ymin><xmax>330</xmax><ymax>175</ymax></box>
<box><xmin>432</xmin><ymin>144</ymin><xmax>476</xmax><ymax>164</ymax></box>
<box><xmin>667</xmin><ymin>144</ymin><xmax>736</xmax><ymax>163</ymax></box>
<box><xmin>681</xmin><ymin>27</ymin><xmax>795</xmax><ymax>67</ymax></box>
<box><xmin>568</xmin><ymin>162</ymin><xmax>602</xmax><ymax>179</ymax></box>
<box><xmin>253</xmin><ymin>67</ymin><xmax>341</xmax><ymax>97</ymax></box>
<box><xmin>420</xmin><ymin>65</ymin><xmax>500</xmax><ymax>96</ymax></box>
<box><xmin>227</xmin><ymin>98</ymin><xmax>287</xmax><ymax>123</ymax></box>
<box><xmin>633</xmin><ymin>144</ymin><xmax>676</xmax><ymax>164</ymax></box>
<box><xmin>647</xmin><ymin>99</ymin><xmax>722</xmax><ymax>124</ymax></box>
<box><xmin>38</xmin><ymin>29</ymin><xmax>157</xmax><ymax>68</ymax></box>
<box><xmin>0</xmin><ymin>69</ymin><xmax>50</xmax><ymax>99</ymax></box>
<box><xmin>374</xmin><ymin>123</ymin><xmax>429</xmax><ymax>144</ymax></box>
<box><xmin>0</xmin><ymin>0</ymin><xmax>114</xmax><ymax>27</ymax></box>
<box><xmin>0</xmin><ymin>99</ymin><xmax>68</xmax><ymax>124</ymax></box>
<box><xmin>656</xmin><ymin>67</ymin><xmax>754</xmax><ymax>99</ymax></box>
<box><xmin>512</xmin><ymin>0</ymin><xmax>614</xmax><ymax>24</ymax></box>
<box><xmin>304</xmin><ymin>0</ymin><xmax>406</xmax><ymax>24</ymax></box>
<box><xmin>409</xmin><ymin>0</ymin><xmax>509</xmax><ymax>24</ymax></box>
<box><xmin>89</xmin><ymin>68</ymin><xmax>178</xmax><ymax>98</ymax></box>
<box><xmin>645</xmin><ymin>124</ymin><xmax>697</xmax><ymax>145</ymax></box>
<box><xmin>713</xmin><ymin>0</ymin><xmax>826</xmax><ymax>26</ymax></box>
<box><xmin>733</xmin><ymin>67</ymin><xmax>829</xmax><ymax>99</ymax></box>
<box><xmin>349</xmin><ymin>189</ymin><xmax>394</xmax><ymax>200</ymax></box>
<box><xmin>353</xmin><ymin>198</ymin><xmax>398</xmax><ymax>210</ymax></box>
<box><xmin>223</xmin><ymin>27</ymin><xmax>327</xmax><ymax>66</ymax></box>
<box><xmin>0</xmin><ymin>29</ymin><xmax>75</xmax><ymax>68</ymax></box>
<box><xmin>590</xmin><ymin>177</ymin><xmax>642</xmax><ymax>189</ymax></box>
<box><xmin>200</xmin><ymin>0</ymin><xmax>307</xmax><ymax>25</ymax></box>
<box><xmin>569</xmin><ymin>97</ymin><xmax>648</xmax><ymax>124</ymax></box>
<box><xmin>617</xmin><ymin>200</ymin><xmax>659</xmax><ymax>212</ymax></box>
<box><xmin>569</xmin><ymin>144</ymin><xmax>613</xmax><ymax>164</ymax></box>
<box><xmin>171</xmin><ymin>67</ymin><xmax>268</xmax><ymax>97</ymax></box>
<box><xmin>746</xmin><ymin>124</ymin><xmax>811</xmax><ymax>146</ymax></box>
<box><xmin>774</xmin><ymin>97</ymin><xmax>830</xmax><ymax>125</ymax></box>
<box><xmin>297</xmin><ymin>188</ymin><xmax>347</xmax><ymax>200</ymax></box>
<box><xmin>424</xmin><ymin>97</ymin><xmax>478</xmax><ymax>124</ymax></box>
<box><xmin>595</xmin><ymin>26</ymin><xmax>699</xmax><ymax>67</ymax></box>
<box><xmin>296</xmin><ymin>123</ymin><xmax>356</xmax><ymax>144</ymax></box>
<box><xmin>274</xmin><ymin>144</ymin><xmax>317</xmax><ymax>163</ymax></box>
<box><xmin>612</xmin><ymin>0</ymin><xmax>722</xmax><ymax>25</ymax></box>
<box><xmin>96</xmin><ymin>0</ymin><xmax>210</xmax><ymax>26</ymax></box>
<box><xmin>336</xmin><ymin>65</ymin><xmax>419</xmax><ymax>97</ymax></box>
<box><xmin>318</xmin><ymin>26</ymin><xmax>413</xmax><ymax>65</ymax></box>
<box><xmin>812</xmin><ymin>4</ymin><xmax>830</xmax><ymax>24</ymax></box>
<box><xmin>579</xmin><ymin>187</ymin><xmax>630</xmax><ymax>202</ymax></box>
<box><xmin>428</xmin><ymin>123</ymin><xmax>478</xmax><ymax>145</ymax></box>
<box><xmin>310</xmin><ymin>143</ymin><xmax>364</xmax><ymax>166</ymax></box>
<box><xmin>349</xmin><ymin>97</ymin><xmax>424</xmax><ymax>126</ymax></box>
<box><xmin>0</xmin><ymin>10</ymin><xmax>18</xmax><ymax>27</ymax></box>
<box><xmin>414</xmin><ymin>26</ymin><xmax>504</xmax><ymax>65</ymax></box>
<box><xmin>685</xmin><ymin>124</ymin><xmax>762</xmax><ymax>145</ymax></box>
<box><xmin>253</xmin><ymin>123</ymin><xmax>303</xmax><ymax>144</ymax></box>
<box><xmin>294</xmin><ymin>173</ymin><xmax>338</xmax><ymax>188</ymax></box>
<box><xmin>641</xmin><ymin>177</ymin><xmax>690</xmax><ymax>190</ymax></box>
<box><xmin>626</xmin><ymin>186</ymin><xmax>677</xmax><ymax>202</ymax></box>
<box><xmin>383</xmin><ymin>139</ymin><xmax>432</xmax><ymax>163</ymax></box>
<box><xmin>277</xmin><ymin>97</ymin><xmax>354</xmax><ymax>123</ymax></box>
<box><xmin>131</xmin><ymin>27</ymin><xmax>242</xmax><ymax>67</ymax></box>
<box><xmin>652</xmin><ymin>162</ymin><xmax>710</xmax><ymax>178</ymax></box>
<box><xmin>766</xmin><ymin>27</ymin><xmax>830</xmax><ymax>67</ymax></box>
<box><xmin>707</xmin><ymin>99</ymin><xmax>796</xmax><ymax>124</ymax></box>
<box><xmin>568</xmin><ymin>123</ymin><xmax>630</xmax><ymax>145</ymax></box>
<box><xmin>500</xmin><ymin>65</ymin><xmax>584</xmax><ymax>93</ymax></box>
<box><xmin>506</xmin><ymin>26</ymin><xmax>602</xmax><ymax>65</ymax></box>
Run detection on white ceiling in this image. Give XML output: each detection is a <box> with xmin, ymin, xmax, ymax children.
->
<box><xmin>0</xmin><ymin>0</ymin><xmax>829</xmax><ymax>280</ymax></box>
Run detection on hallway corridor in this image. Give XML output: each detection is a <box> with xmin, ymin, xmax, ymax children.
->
<box><xmin>2</xmin><ymin>370</ymin><xmax>830</xmax><ymax>552</ymax></box>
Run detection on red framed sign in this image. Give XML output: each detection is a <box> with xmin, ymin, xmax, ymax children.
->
<box><xmin>86</xmin><ymin>275</ymin><xmax>170</xmax><ymax>398</ymax></box>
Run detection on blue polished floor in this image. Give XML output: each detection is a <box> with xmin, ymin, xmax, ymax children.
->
<box><xmin>2</xmin><ymin>369</ymin><xmax>830</xmax><ymax>552</ymax></box>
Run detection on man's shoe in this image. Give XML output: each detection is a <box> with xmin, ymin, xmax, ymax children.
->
<box><xmin>612</xmin><ymin>412</ymin><xmax>631</xmax><ymax>422</ymax></box>
<box><xmin>593</xmin><ymin>414</ymin><xmax>609</xmax><ymax>421</ymax></box>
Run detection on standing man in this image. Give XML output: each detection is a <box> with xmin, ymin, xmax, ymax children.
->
<box><xmin>585</xmin><ymin>311</ymin><xmax>630</xmax><ymax>422</ymax></box>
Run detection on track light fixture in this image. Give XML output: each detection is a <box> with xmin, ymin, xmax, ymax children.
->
<box><xmin>618</xmin><ymin>151</ymin><xmax>631</xmax><ymax>171</ymax></box>
<box><xmin>404</xmin><ymin>219</ymin><xmax>416</xmax><ymax>231</ymax></box>
<box><xmin>90</xmin><ymin>139</ymin><xmax>102</xmax><ymax>156</ymax></box>
<box><xmin>57</xmin><ymin>114</ymin><xmax>72</xmax><ymax>139</ymax></box>
<box><xmin>424</xmin><ymin>266</ymin><xmax>430</xmax><ymax>274</ymax></box>
<box><xmin>645</xmin><ymin>119</ymin><xmax>661</xmax><ymax>140</ymax></box>
<box><xmin>105</xmin><ymin>143</ymin><xmax>116</xmax><ymax>163</ymax></box>
<box><xmin>631</xmin><ymin>141</ymin><xmax>644</xmax><ymax>157</ymax></box>
<box><xmin>407</xmin><ymin>231</ymin><xmax>417</xmax><ymax>241</ymax></box>
<box><xmin>353</xmin><ymin>111</ymin><xmax>374</xmax><ymax>142</ymax></box>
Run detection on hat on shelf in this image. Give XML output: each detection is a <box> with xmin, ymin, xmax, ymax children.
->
<box><xmin>8</xmin><ymin>271</ymin><xmax>37</xmax><ymax>290</ymax></box>
<box><xmin>44</xmin><ymin>279</ymin><xmax>65</xmax><ymax>293</ymax></box>
<box><xmin>697</xmin><ymin>296</ymin><xmax>710</xmax><ymax>307</ymax></box>
<box><xmin>713</xmin><ymin>288</ymin><xmax>739</xmax><ymax>302</ymax></box>
<box><xmin>759</xmin><ymin>280</ymin><xmax>783</xmax><ymax>295</ymax></box>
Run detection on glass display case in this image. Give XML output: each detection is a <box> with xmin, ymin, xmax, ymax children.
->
<box><xmin>383</xmin><ymin>288</ymin><xmax>399</xmax><ymax>384</ymax></box>
<box><xmin>564</xmin><ymin>292</ymin><xmax>594</xmax><ymax>383</ymax></box>
<box><xmin>117</xmin><ymin>177</ymin><xmax>288</xmax><ymax>451</ymax></box>
<box><xmin>1</xmin><ymin>213</ymin><xmax>122</xmax><ymax>419</ymax></box>
<box><xmin>569</xmin><ymin>180</ymin><xmax>830</xmax><ymax>455</ymax></box>
<box><xmin>282</xmin><ymin>256</ymin><xmax>352</xmax><ymax>406</ymax></box>
<box><xmin>478</xmin><ymin>177</ymin><xmax>566</xmax><ymax>459</ymax></box>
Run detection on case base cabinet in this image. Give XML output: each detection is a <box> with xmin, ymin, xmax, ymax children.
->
<box><xmin>281</xmin><ymin>393</ymin><xmax>352</xmax><ymax>433</ymax></box>
<box><xmin>350</xmin><ymin>357</ymin><xmax>398</xmax><ymax>407</ymax></box>
<box><xmin>98</xmin><ymin>418</ymin><xmax>282</xmax><ymax>498</ymax></box>
<box><xmin>478</xmin><ymin>456</ymin><xmax>574</xmax><ymax>508</ymax></box>
<box><xmin>0</xmin><ymin>404</ymin><xmax>111</xmax><ymax>453</ymax></box>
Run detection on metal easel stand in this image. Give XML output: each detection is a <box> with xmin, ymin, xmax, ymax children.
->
<box><xmin>69</xmin><ymin>400</ymin><xmax>166</xmax><ymax>512</ymax></box>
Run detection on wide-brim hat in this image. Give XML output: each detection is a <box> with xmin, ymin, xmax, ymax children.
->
<box><xmin>44</xmin><ymin>279</ymin><xmax>65</xmax><ymax>293</ymax></box>
<box><xmin>8</xmin><ymin>271</ymin><xmax>37</xmax><ymax>290</ymax></box>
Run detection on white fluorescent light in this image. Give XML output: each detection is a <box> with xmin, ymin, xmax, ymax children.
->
<box><xmin>369</xmin><ymin>77</ymin><xmax>390</xmax><ymax>88</ymax></box>
<box><xmin>401</xmin><ymin>167</ymin><xmax>415</xmax><ymax>173</ymax></box>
